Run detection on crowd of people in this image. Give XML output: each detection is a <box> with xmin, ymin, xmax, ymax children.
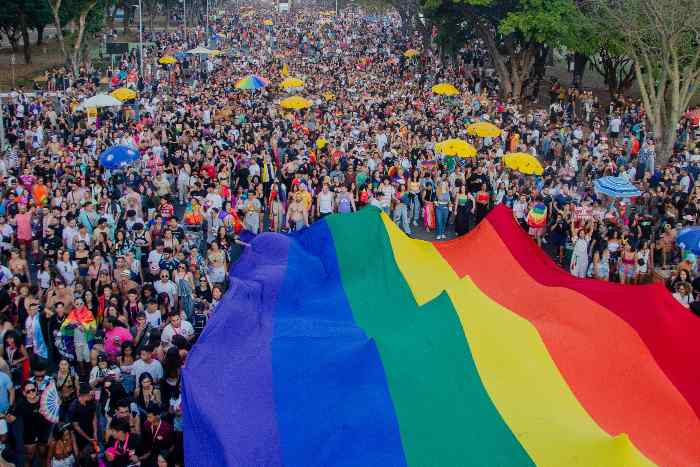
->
<box><xmin>0</xmin><ymin>2</ymin><xmax>699</xmax><ymax>466</ymax></box>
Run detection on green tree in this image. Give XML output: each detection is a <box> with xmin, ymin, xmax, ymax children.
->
<box><xmin>424</xmin><ymin>0</ymin><xmax>581</xmax><ymax>99</ymax></box>
<box><xmin>47</xmin><ymin>0</ymin><xmax>104</xmax><ymax>74</ymax></box>
<box><xmin>566</xmin><ymin>2</ymin><xmax>635</xmax><ymax>98</ymax></box>
<box><xmin>591</xmin><ymin>0</ymin><xmax>700</xmax><ymax>165</ymax></box>
<box><xmin>0</xmin><ymin>0</ymin><xmax>52</xmax><ymax>64</ymax></box>
<box><xmin>0</xmin><ymin>6</ymin><xmax>22</xmax><ymax>53</ymax></box>
<box><xmin>30</xmin><ymin>0</ymin><xmax>53</xmax><ymax>45</ymax></box>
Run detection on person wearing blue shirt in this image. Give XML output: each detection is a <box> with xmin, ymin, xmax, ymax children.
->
<box><xmin>0</xmin><ymin>371</ymin><xmax>13</xmax><ymax>415</ymax></box>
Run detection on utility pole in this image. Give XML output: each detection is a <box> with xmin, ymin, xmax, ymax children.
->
<box><xmin>183</xmin><ymin>0</ymin><xmax>187</xmax><ymax>44</ymax></box>
<box><xmin>137</xmin><ymin>0</ymin><xmax>144</xmax><ymax>79</ymax></box>
<box><xmin>0</xmin><ymin>96</ymin><xmax>5</xmax><ymax>152</ymax></box>
<box><xmin>205</xmin><ymin>0</ymin><xmax>209</xmax><ymax>47</ymax></box>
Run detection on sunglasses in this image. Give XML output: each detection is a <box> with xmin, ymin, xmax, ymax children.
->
<box><xmin>24</xmin><ymin>388</ymin><xmax>37</xmax><ymax>394</ymax></box>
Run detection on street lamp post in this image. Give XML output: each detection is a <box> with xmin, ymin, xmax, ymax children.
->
<box><xmin>0</xmin><ymin>97</ymin><xmax>5</xmax><ymax>152</ymax></box>
<box><xmin>206</xmin><ymin>0</ymin><xmax>209</xmax><ymax>46</ymax></box>
<box><xmin>137</xmin><ymin>0</ymin><xmax>143</xmax><ymax>80</ymax></box>
<box><xmin>183</xmin><ymin>0</ymin><xmax>187</xmax><ymax>44</ymax></box>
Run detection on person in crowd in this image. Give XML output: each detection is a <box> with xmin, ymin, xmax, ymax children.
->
<box><xmin>0</xmin><ymin>3</ymin><xmax>697</xmax><ymax>463</ymax></box>
<box><xmin>9</xmin><ymin>380</ymin><xmax>52</xmax><ymax>467</ymax></box>
<box><xmin>68</xmin><ymin>385</ymin><xmax>97</xmax><ymax>453</ymax></box>
<box><xmin>46</xmin><ymin>423</ymin><xmax>78</xmax><ymax>467</ymax></box>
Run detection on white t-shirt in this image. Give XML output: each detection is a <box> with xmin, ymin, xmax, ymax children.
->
<box><xmin>609</xmin><ymin>117</ymin><xmax>622</xmax><ymax>133</ymax></box>
<box><xmin>147</xmin><ymin>250</ymin><xmax>163</xmax><ymax>270</ymax></box>
<box><xmin>62</xmin><ymin>226</ymin><xmax>79</xmax><ymax>250</ymax></box>
<box><xmin>513</xmin><ymin>200</ymin><xmax>528</xmax><ymax>219</ymax></box>
<box><xmin>154</xmin><ymin>280</ymin><xmax>177</xmax><ymax>305</ymax></box>
<box><xmin>318</xmin><ymin>191</ymin><xmax>334</xmax><ymax>213</ymax></box>
<box><xmin>56</xmin><ymin>260</ymin><xmax>78</xmax><ymax>285</ymax></box>
<box><xmin>205</xmin><ymin>193</ymin><xmax>223</xmax><ymax>210</ymax></box>
<box><xmin>131</xmin><ymin>358</ymin><xmax>164</xmax><ymax>383</ymax></box>
<box><xmin>0</xmin><ymin>224</ymin><xmax>13</xmax><ymax>251</ymax></box>
<box><xmin>37</xmin><ymin>270</ymin><xmax>51</xmax><ymax>289</ymax></box>
<box><xmin>161</xmin><ymin>321</ymin><xmax>195</xmax><ymax>348</ymax></box>
<box><xmin>144</xmin><ymin>308</ymin><xmax>162</xmax><ymax>328</ymax></box>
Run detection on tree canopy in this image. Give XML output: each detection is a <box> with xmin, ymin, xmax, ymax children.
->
<box><xmin>422</xmin><ymin>0</ymin><xmax>581</xmax><ymax>98</ymax></box>
<box><xmin>590</xmin><ymin>0</ymin><xmax>700</xmax><ymax>164</ymax></box>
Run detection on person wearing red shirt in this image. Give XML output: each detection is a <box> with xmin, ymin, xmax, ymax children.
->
<box><xmin>159</xmin><ymin>198</ymin><xmax>175</xmax><ymax>221</ymax></box>
<box><xmin>141</xmin><ymin>404</ymin><xmax>174</xmax><ymax>465</ymax></box>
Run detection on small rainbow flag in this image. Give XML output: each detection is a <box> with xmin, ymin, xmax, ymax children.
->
<box><xmin>58</xmin><ymin>306</ymin><xmax>96</xmax><ymax>359</ymax></box>
<box><xmin>527</xmin><ymin>202</ymin><xmax>547</xmax><ymax>228</ymax></box>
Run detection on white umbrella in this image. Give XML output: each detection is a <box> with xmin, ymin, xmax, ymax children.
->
<box><xmin>186</xmin><ymin>46</ymin><xmax>214</xmax><ymax>54</ymax></box>
<box><xmin>77</xmin><ymin>94</ymin><xmax>123</xmax><ymax>110</ymax></box>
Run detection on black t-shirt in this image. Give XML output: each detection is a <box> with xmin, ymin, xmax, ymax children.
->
<box><xmin>105</xmin><ymin>433</ymin><xmax>142</xmax><ymax>467</ymax></box>
<box><xmin>194</xmin><ymin>285</ymin><xmax>212</xmax><ymax>303</ymax></box>
<box><xmin>42</xmin><ymin>234</ymin><xmax>62</xmax><ymax>259</ymax></box>
<box><xmin>68</xmin><ymin>399</ymin><xmax>97</xmax><ymax>438</ymax></box>
<box><xmin>13</xmin><ymin>398</ymin><xmax>51</xmax><ymax>443</ymax></box>
<box><xmin>639</xmin><ymin>219</ymin><xmax>654</xmax><ymax>240</ymax></box>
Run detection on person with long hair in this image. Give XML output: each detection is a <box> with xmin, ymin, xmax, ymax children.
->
<box><xmin>435</xmin><ymin>180</ymin><xmax>451</xmax><ymax>240</ymax></box>
<box><xmin>3</xmin><ymin>330</ymin><xmax>29</xmax><ymax>387</ymax></box>
<box><xmin>453</xmin><ymin>184</ymin><xmax>475</xmax><ymax>236</ymax></box>
<box><xmin>135</xmin><ymin>372</ymin><xmax>161</xmax><ymax>415</ymax></box>
<box><xmin>54</xmin><ymin>359</ymin><xmax>78</xmax><ymax>422</ymax></box>
<box><xmin>46</xmin><ymin>423</ymin><xmax>78</xmax><ymax>467</ymax></box>
<box><xmin>421</xmin><ymin>182</ymin><xmax>437</xmax><ymax>233</ymax></box>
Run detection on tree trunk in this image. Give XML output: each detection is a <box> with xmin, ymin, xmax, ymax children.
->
<box><xmin>21</xmin><ymin>22</ymin><xmax>31</xmax><ymax>64</ymax></box>
<box><xmin>6</xmin><ymin>31</ymin><xmax>19</xmax><ymax>53</ymax></box>
<box><xmin>573</xmin><ymin>52</ymin><xmax>587</xmax><ymax>87</ymax></box>
<box><xmin>591</xmin><ymin>49</ymin><xmax>636</xmax><ymax>99</ymax></box>
<box><xmin>48</xmin><ymin>0</ymin><xmax>70</xmax><ymax>66</ymax></box>
<box><xmin>122</xmin><ymin>0</ymin><xmax>132</xmax><ymax>33</ymax></box>
<box><xmin>474</xmin><ymin>23</ymin><xmax>536</xmax><ymax>101</ymax></box>
<box><xmin>71</xmin><ymin>1</ymin><xmax>98</xmax><ymax>76</ymax></box>
<box><xmin>36</xmin><ymin>24</ymin><xmax>45</xmax><ymax>45</ymax></box>
<box><xmin>654</xmin><ymin>123</ymin><xmax>676</xmax><ymax>170</ymax></box>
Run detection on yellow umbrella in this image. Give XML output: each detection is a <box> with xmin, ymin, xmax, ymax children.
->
<box><xmin>241</xmin><ymin>11</ymin><xmax>254</xmax><ymax>18</ymax></box>
<box><xmin>280</xmin><ymin>96</ymin><xmax>312</xmax><ymax>110</ymax></box>
<box><xmin>320</xmin><ymin>10</ymin><xmax>336</xmax><ymax>16</ymax></box>
<box><xmin>403</xmin><ymin>49</ymin><xmax>419</xmax><ymax>58</ymax></box>
<box><xmin>280</xmin><ymin>77</ymin><xmax>305</xmax><ymax>89</ymax></box>
<box><xmin>263</xmin><ymin>19</ymin><xmax>274</xmax><ymax>26</ymax></box>
<box><xmin>431</xmin><ymin>83</ymin><xmax>459</xmax><ymax>96</ymax></box>
<box><xmin>208</xmin><ymin>50</ymin><xmax>222</xmax><ymax>56</ymax></box>
<box><xmin>159</xmin><ymin>56</ymin><xmax>177</xmax><ymax>65</ymax></box>
<box><xmin>466</xmin><ymin>121</ymin><xmax>502</xmax><ymax>138</ymax></box>
<box><xmin>322</xmin><ymin>91</ymin><xmax>336</xmax><ymax>101</ymax></box>
<box><xmin>434</xmin><ymin>138</ymin><xmax>477</xmax><ymax>158</ymax></box>
<box><xmin>503</xmin><ymin>152</ymin><xmax>543</xmax><ymax>176</ymax></box>
<box><xmin>110</xmin><ymin>87</ymin><xmax>137</xmax><ymax>101</ymax></box>
<box><xmin>316</xmin><ymin>137</ymin><xmax>329</xmax><ymax>149</ymax></box>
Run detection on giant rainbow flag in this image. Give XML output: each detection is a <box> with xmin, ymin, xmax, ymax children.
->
<box><xmin>182</xmin><ymin>205</ymin><xmax>700</xmax><ymax>467</ymax></box>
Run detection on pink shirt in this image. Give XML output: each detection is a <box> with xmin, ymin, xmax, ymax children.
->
<box><xmin>14</xmin><ymin>212</ymin><xmax>32</xmax><ymax>241</ymax></box>
<box><xmin>104</xmin><ymin>327</ymin><xmax>133</xmax><ymax>357</ymax></box>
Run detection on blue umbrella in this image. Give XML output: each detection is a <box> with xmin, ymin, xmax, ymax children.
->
<box><xmin>174</xmin><ymin>51</ymin><xmax>187</xmax><ymax>61</ymax></box>
<box><xmin>593</xmin><ymin>176</ymin><xmax>641</xmax><ymax>198</ymax></box>
<box><xmin>677</xmin><ymin>227</ymin><xmax>700</xmax><ymax>255</ymax></box>
<box><xmin>98</xmin><ymin>145</ymin><xmax>140</xmax><ymax>170</ymax></box>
